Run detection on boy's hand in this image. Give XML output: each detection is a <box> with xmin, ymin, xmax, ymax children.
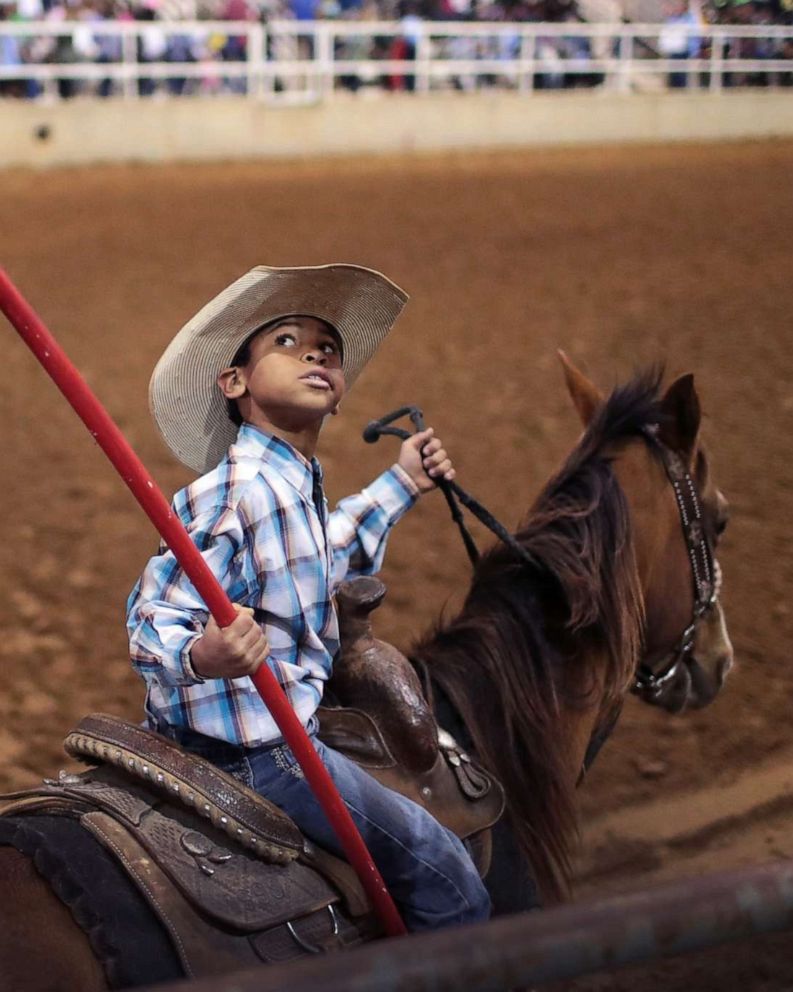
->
<box><xmin>398</xmin><ymin>428</ymin><xmax>456</xmax><ymax>494</ymax></box>
<box><xmin>190</xmin><ymin>605</ymin><xmax>269</xmax><ymax>680</ymax></box>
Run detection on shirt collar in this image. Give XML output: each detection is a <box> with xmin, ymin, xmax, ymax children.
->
<box><xmin>232</xmin><ymin>423</ymin><xmax>323</xmax><ymax>499</ymax></box>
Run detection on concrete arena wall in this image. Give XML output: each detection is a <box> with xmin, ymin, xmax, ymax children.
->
<box><xmin>1</xmin><ymin>90</ymin><xmax>793</xmax><ymax>167</ymax></box>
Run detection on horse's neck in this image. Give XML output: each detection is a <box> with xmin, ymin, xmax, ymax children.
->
<box><xmin>557</xmin><ymin>652</ymin><xmax>615</xmax><ymax>780</ymax></box>
<box><xmin>416</xmin><ymin>594</ymin><xmax>616</xmax><ymax>902</ymax></box>
<box><xmin>431</xmin><ymin>635</ymin><xmax>611</xmax><ymax>784</ymax></box>
<box><xmin>428</xmin><ymin>546</ymin><xmax>623</xmax><ymax>745</ymax></box>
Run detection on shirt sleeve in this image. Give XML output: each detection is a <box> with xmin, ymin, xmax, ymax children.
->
<box><xmin>126</xmin><ymin>502</ymin><xmax>253</xmax><ymax>688</ymax></box>
<box><xmin>327</xmin><ymin>464</ymin><xmax>420</xmax><ymax>588</ymax></box>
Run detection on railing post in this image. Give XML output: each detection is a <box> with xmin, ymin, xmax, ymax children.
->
<box><xmin>768</xmin><ymin>30</ymin><xmax>778</xmax><ymax>89</ymax></box>
<box><xmin>709</xmin><ymin>29</ymin><xmax>723</xmax><ymax>92</ymax></box>
<box><xmin>41</xmin><ymin>61</ymin><xmax>58</xmax><ymax>102</ymax></box>
<box><xmin>415</xmin><ymin>22</ymin><xmax>431</xmax><ymax>94</ymax></box>
<box><xmin>122</xmin><ymin>26</ymin><xmax>138</xmax><ymax>100</ymax></box>
<box><xmin>519</xmin><ymin>28</ymin><xmax>535</xmax><ymax>92</ymax></box>
<box><xmin>262</xmin><ymin>22</ymin><xmax>277</xmax><ymax>100</ymax></box>
<box><xmin>246</xmin><ymin>22</ymin><xmax>260</xmax><ymax>97</ymax></box>
<box><xmin>604</xmin><ymin>26</ymin><xmax>616</xmax><ymax>89</ymax></box>
<box><xmin>617</xmin><ymin>30</ymin><xmax>632</xmax><ymax>92</ymax></box>
<box><xmin>267</xmin><ymin>20</ymin><xmax>296</xmax><ymax>100</ymax></box>
<box><xmin>316</xmin><ymin>21</ymin><xmax>334</xmax><ymax>99</ymax></box>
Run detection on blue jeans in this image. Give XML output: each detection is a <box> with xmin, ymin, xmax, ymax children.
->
<box><xmin>170</xmin><ymin>724</ymin><xmax>491</xmax><ymax>932</ymax></box>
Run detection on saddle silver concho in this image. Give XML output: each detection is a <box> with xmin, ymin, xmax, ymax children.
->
<box><xmin>437</xmin><ymin>728</ymin><xmax>493</xmax><ymax>801</ymax></box>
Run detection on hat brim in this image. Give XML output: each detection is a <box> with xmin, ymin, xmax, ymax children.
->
<box><xmin>149</xmin><ymin>264</ymin><xmax>409</xmax><ymax>474</ymax></box>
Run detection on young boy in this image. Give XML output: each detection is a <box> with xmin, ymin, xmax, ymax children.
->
<box><xmin>127</xmin><ymin>263</ymin><xmax>491</xmax><ymax>932</ymax></box>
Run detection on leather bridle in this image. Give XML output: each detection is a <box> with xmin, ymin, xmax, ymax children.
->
<box><xmin>581</xmin><ymin>431</ymin><xmax>721</xmax><ymax>778</ymax></box>
<box><xmin>631</xmin><ymin>429</ymin><xmax>720</xmax><ymax>702</ymax></box>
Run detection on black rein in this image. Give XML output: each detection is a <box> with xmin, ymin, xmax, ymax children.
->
<box><xmin>363</xmin><ymin>406</ymin><xmax>538</xmax><ymax>571</ymax></box>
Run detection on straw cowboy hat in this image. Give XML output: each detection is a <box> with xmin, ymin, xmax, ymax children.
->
<box><xmin>150</xmin><ymin>264</ymin><xmax>409</xmax><ymax>474</ymax></box>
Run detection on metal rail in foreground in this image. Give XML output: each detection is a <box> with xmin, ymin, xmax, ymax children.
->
<box><xmin>138</xmin><ymin>858</ymin><xmax>793</xmax><ymax>992</ymax></box>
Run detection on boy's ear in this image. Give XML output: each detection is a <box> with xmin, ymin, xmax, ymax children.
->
<box><xmin>217</xmin><ymin>366</ymin><xmax>246</xmax><ymax>400</ymax></box>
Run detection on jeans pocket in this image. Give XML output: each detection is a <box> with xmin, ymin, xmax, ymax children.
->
<box><xmin>217</xmin><ymin>754</ymin><xmax>255</xmax><ymax>790</ymax></box>
<box><xmin>270</xmin><ymin>743</ymin><xmax>305</xmax><ymax>780</ymax></box>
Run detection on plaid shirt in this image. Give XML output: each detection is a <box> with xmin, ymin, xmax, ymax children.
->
<box><xmin>127</xmin><ymin>424</ymin><xmax>419</xmax><ymax>747</ymax></box>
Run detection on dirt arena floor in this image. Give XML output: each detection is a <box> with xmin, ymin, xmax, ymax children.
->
<box><xmin>1</xmin><ymin>139</ymin><xmax>793</xmax><ymax>990</ymax></box>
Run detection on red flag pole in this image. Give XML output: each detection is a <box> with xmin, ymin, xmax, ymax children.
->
<box><xmin>0</xmin><ymin>267</ymin><xmax>407</xmax><ymax>938</ymax></box>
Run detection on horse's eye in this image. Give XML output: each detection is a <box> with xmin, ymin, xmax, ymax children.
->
<box><xmin>713</xmin><ymin>491</ymin><xmax>729</xmax><ymax>540</ymax></box>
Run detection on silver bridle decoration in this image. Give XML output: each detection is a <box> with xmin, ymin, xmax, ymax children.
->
<box><xmin>632</xmin><ymin>433</ymin><xmax>720</xmax><ymax>701</ymax></box>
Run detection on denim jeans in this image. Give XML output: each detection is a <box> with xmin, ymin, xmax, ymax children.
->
<box><xmin>170</xmin><ymin>724</ymin><xmax>491</xmax><ymax>932</ymax></box>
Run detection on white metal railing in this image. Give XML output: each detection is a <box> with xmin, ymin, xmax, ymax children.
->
<box><xmin>0</xmin><ymin>19</ymin><xmax>792</xmax><ymax>102</ymax></box>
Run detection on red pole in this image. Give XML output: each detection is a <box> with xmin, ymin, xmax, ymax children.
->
<box><xmin>0</xmin><ymin>267</ymin><xmax>407</xmax><ymax>938</ymax></box>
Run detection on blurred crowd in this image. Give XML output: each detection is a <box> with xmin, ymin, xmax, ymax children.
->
<box><xmin>0</xmin><ymin>0</ymin><xmax>791</xmax><ymax>98</ymax></box>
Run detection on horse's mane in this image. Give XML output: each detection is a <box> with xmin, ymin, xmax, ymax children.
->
<box><xmin>411</xmin><ymin>367</ymin><xmax>666</xmax><ymax>903</ymax></box>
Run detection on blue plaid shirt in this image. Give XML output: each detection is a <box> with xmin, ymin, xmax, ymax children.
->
<box><xmin>127</xmin><ymin>423</ymin><xmax>419</xmax><ymax>747</ymax></box>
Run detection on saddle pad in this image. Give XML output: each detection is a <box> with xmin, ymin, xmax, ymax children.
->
<box><xmin>0</xmin><ymin>814</ymin><xmax>182</xmax><ymax>989</ymax></box>
<box><xmin>65</xmin><ymin>713</ymin><xmax>302</xmax><ymax>863</ymax></box>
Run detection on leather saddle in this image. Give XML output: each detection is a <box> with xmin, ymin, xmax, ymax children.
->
<box><xmin>0</xmin><ymin>577</ymin><xmax>504</xmax><ymax>980</ymax></box>
<box><xmin>320</xmin><ymin>576</ymin><xmax>505</xmax><ymax>859</ymax></box>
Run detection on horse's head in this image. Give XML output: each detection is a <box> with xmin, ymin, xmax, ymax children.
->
<box><xmin>559</xmin><ymin>353</ymin><xmax>733</xmax><ymax>715</ymax></box>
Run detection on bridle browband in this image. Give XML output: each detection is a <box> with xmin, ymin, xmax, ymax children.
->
<box><xmin>631</xmin><ymin>427</ymin><xmax>720</xmax><ymax>701</ymax></box>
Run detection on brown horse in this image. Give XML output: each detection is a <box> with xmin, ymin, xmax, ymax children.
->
<box><xmin>0</xmin><ymin>359</ymin><xmax>733</xmax><ymax>989</ymax></box>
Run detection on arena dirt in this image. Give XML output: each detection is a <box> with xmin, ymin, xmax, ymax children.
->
<box><xmin>1</xmin><ymin>139</ymin><xmax>793</xmax><ymax>989</ymax></box>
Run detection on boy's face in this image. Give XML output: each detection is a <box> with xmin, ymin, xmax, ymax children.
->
<box><xmin>222</xmin><ymin>316</ymin><xmax>346</xmax><ymax>434</ymax></box>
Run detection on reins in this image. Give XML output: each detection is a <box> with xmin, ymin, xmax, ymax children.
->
<box><xmin>363</xmin><ymin>406</ymin><xmax>538</xmax><ymax>571</ymax></box>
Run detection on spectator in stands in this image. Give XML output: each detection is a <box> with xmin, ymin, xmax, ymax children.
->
<box><xmin>291</xmin><ymin>0</ymin><xmax>318</xmax><ymax>17</ymax></box>
<box><xmin>774</xmin><ymin>0</ymin><xmax>793</xmax><ymax>21</ymax></box>
<box><xmin>2</xmin><ymin>0</ymin><xmax>793</xmax><ymax>99</ymax></box>
<box><xmin>659</xmin><ymin>0</ymin><xmax>701</xmax><ymax>86</ymax></box>
<box><xmin>387</xmin><ymin>0</ymin><xmax>420</xmax><ymax>90</ymax></box>
<box><xmin>44</xmin><ymin>0</ymin><xmax>84</xmax><ymax>98</ymax></box>
<box><xmin>17</xmin><ymin>0</ymin><xmax>43</xmax><ymax>16</ymax></box>
<box><xmin>714</xmin><ymin>0</ymin><xmax>776</xmax><ymax>84</ymax></box>
<box><xmin>219</xmin><ymin>0</ymin><xmax>253</xmax><ymax>92</ymax></box>
<box><xmin>158</xmin><ymin>0</ymin><xmax>200</xmax><ymax>92</ymax></box>
<box><xmin>575</xmin><ymin>0</ymin><xmax>622</xmax><ymax>86</ymax></box>
<box><xmin>134</xmin><ymin>0</ymin><xmax>167</xmax><ymax>95</ymax></box>
<box><xmin>85</xmin><ymin>0</ymin><xmax>126</xmax><ymax>96</ymax></box>
<box><xmin>0</xmin><ymin>1</ymin><xmax>27</xmax><ymax>96</ymax></box>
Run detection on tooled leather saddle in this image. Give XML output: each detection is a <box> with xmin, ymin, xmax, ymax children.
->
<box><xmin>0</xmin><ymin>576</ymin><xmax>504</xmax><ymax>983</ymax></box>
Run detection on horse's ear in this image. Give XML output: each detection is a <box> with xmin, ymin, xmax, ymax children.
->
<box><xmin>558</xmin><ymin>350</ymin><xmax>603</xmax><ymax>427</ymax></box>
<box><xmin>658</xmin><ymin>373</ymin><xmax>701</xmax><ymax>459</ymax></box>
